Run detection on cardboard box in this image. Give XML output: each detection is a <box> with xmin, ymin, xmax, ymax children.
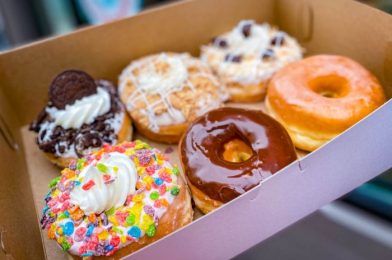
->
<box><xmin>1</xmin><ymin>0</ymin><xmax>392</xmax><ymax>259</ymax></box>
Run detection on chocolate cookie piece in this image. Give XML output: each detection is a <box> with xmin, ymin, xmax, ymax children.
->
<box><xmin>74</xmin><ymin>132</ymin><xmax>103</xmax><ymax>157</ymax></box>
<box><xmin>49</xmin><ymin>70</ymin><xmax>97</xmax><ymax>109</ymax></box>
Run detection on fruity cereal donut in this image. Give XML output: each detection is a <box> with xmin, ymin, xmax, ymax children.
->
<box><xmin>180</xmin><ymin>107</ymin><xmax>297</xmax><ymax>214</ymax></box>
<box><xmin>266</xmin><ymin>55</ymin><xmax>386</xmax><ymax>151</ymax></box>
<box><xmin>119</xmin><ymin>52</ymin><xmax>228</xmax><ymax>144</ymax></box>
<box><xmin>201</xmin><ymin>20</ymin><xmax>303</xmax><ymax>102</ymax></box>
<box><xmin>40</xmin><ymin>141</ymin><xmax>192</xmax><ymax>258</ymax></box>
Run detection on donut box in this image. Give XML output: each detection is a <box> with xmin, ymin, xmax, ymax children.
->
<box><xmin>0</xmin><ymin>0</ymin><xmax>392</xmax><ymax>259</ymax></box>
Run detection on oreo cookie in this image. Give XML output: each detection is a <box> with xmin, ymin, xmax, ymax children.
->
<box><xmin>49</xmin><ymin>70</ymin><xmax>97</xmax><ymax>109</ymax></box>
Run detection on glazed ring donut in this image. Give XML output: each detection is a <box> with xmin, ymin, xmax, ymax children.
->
<box><xmin>266</xmin><ymin>55</ymin><xmax>386</xmax><ymax>152</ymax></box>
<box><xmin>179</xmin><ymin>107</ymin><xmax>297</xmax><ymax>214</ymax></box>
<box><xmin>201</xmin><ymin>20</ymin><xmax>303</xmax><ymax>102</ymax></box>
<box><xmin>41</xmin><ymin>141</ymin><xmax>192</xmax><ymax>258</ymax></box>
<box><xmin>119</xmin><ymin>52</ymin><xmax>227</xmax><ymax>144</ymax></box>
<box><xmin>30</xmin><ymin>70</ymin><xmax>132</xmax><ymax>168</ymax></box>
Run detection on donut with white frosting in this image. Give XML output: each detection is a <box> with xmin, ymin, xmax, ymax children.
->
<box><xmin>41</xmin><ymin>141</ymin><xmax>192</xmax><ymax>258</ymax></box>
<box><xmin>201</xmin><ymin>20</ymin><xmax>303</xmax><ymax>102</ymax></box>
<box><xmin>30</xmin><ymin>70</ymin><xmax>132</xmax><ymax>168</ymax></box>
<box><xmin>119</xmin><ymin>52</ymin><xmax>227</xmax><ymax>143</ymax></box>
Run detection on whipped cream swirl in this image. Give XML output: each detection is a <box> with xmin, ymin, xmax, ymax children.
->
<box><xmin>70</xmin><ymin>152</ymin><xmax>137</xmax><ymax>215</ymax></box>
<box><xmin>46</xmin><ymin>87</ymin><xmax>111</xmax><ymax>129</ymax></box>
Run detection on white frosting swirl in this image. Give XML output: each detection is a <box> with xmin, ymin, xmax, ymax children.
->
<box><xmin>70</xmin><ymin>152</ymin><xmax>137</xmax><ymax>215</ymax></box>
<box><xmin>46</xmin><ymin>87</ymin><xmax>111</xmax><ymax>129</ymax></box>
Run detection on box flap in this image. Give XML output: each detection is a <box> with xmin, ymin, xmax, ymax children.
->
<box><xmin>0</xmin><ymin>88</ymin><xmax>45</xmax><ymax>259</ymax></box>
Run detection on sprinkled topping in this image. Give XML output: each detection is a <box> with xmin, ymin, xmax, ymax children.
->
<box><xmin>96</xmin><ymin>163</ymin><xmax>109</xmax><ymax>173</ymax></box>
<box><xmin>40</xmin><ymin>141</ymin><xmax>180</xmax><ymax>257</ymax></box>
<box><xmin>128</xmin><ymin>226</ymin><xmax>141</xmax><ymax>239</ymax></box>
<box><xmin>82</xmin><ymin>180</ymin><xmax>95</xmax><ymax>191</ymax></box>
<box><xmin>171</xmin><ymin>186</ymin><xmax>180</xmax><ymax>196</ymax></box>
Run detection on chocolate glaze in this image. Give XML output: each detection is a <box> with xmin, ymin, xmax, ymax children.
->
<box><xmin>30</xmin><ymin>80</ymin><xmax>124</xmax><ymax>158</ymax></box>
<box><xmin>180</xmin><ymin>107</ymin><xmax>297</xmax><ymax>203</ymax></box>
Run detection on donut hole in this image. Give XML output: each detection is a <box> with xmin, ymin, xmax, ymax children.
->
<box><xmin>309</xmin><ymin>75</ymin><xmax>349</xmax><ymax>98</ymax></box>
<box><xmin>221</xmin><ymin>139</ymin><xmax>253</xmax><ymax>163</ymax></box>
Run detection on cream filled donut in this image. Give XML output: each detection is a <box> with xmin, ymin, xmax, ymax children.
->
<box><xmin>40</xmin><ymin>141</ymin><xmax>192</xmax><ymax>258</ymax></box>
<box><xmin>201</xmin><ymin>20</ymin><xmax>303</xmax><ymax>102</ymax></box>
<box><xmin>119</xmin><ymin>52</ymin><xmax>228</xmax><ymax>143</ymax></box>
<box><xmin>30</xmin><ymin>70</ymin><xmax>132</xmax><ymax>168</ymax></box>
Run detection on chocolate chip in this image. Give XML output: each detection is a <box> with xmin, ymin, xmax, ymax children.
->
<box><xmin>214</xmin><ymin>37</ymin><xmax>228</xmax><ymax>48</ymax></box>
<box><xmin>271</xmin><ymin>33</ymin><xmax>285</xmax><ymax>46</ymax></box>
<box><xmin>49</xmin><ymin>70</ymin><xmax>97</xmax><ymax>109</ymax></box>
<box><xmin>262</xmin><ymin>49</ymin><xmax>275</xmax><ymax>60</ymax></box>
<box><xmin>242</xmin><ymin>23</ymin><xmax>252</xmax><ymax>37</ymax></box>
<box><xmin>225</xmin><ymin>54</ymin><xmax>242</xmax><ymax>63</ymax></box>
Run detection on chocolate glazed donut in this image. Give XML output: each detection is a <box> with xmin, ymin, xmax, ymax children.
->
<box><xmin>179</xmin><ymin>107</ymin><xmax>297</xmax><ymax>214</ymax></box>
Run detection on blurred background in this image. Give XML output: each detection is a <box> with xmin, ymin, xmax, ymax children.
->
<box><xmin>0</xmin><ymin>0</ymin><xmax>391</xmax><ymax>259</ymax></box>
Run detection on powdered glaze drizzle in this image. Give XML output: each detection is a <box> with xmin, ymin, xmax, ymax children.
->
<box><xmin>40</xmin><ymin>141</ymin><xmax>181</xmax><ymax>257</ymax></box>
<box><xmin>119</xmin><ymin>53</ymin><xmax>227</xmax><ymax>132</ymax></box>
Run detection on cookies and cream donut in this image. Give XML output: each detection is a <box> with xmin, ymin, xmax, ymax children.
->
<box><xmin>30</xmin><ymin>70</ymin><xmax>132</xmax><ymax>168</ymax></box>
<box><xmin>40</xmin><ymin>141</ymin><xmax>192</xmax><ymax>258</ymax></box>
<box><xmin>119</xmin><ymin>52</ymin><xmax>228</xmax><ymax>144</ymax></box>
<box><xmin>266</xmin><ymin>55</ymin><xmax>386</xmax><ymax>151</ymax></box>
<box><xmin>179</xmin><ymin>107</ymin><xmax>297</xmax><ymax>214</ymax></box>
<box><xmin>201</xmin><ymin>20</ymin><xmax>303</xmax><ymax>102</ymax></box>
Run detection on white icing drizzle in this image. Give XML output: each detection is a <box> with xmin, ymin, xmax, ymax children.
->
<box><xmin>70</xmin><ymin>152</ymin><xmax>137</xmax><ymax>215</ymax></box>
<box><xmin>119</xmin><ymin>53</ymin><xmax>226</xmax><ymax>133</ymax></box>
<box><xmin>201</xmin><ymin>20</ymin><xmax>303</xmax><ymax>85</ymax></box>
<box><xmin>46</xmin><ymin>87</ymin><xmax>111</xmax><ymax>129</ymax></box>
